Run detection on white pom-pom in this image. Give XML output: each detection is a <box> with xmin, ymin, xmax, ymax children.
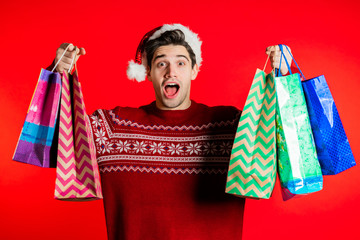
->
<box><xmin>127</xmin><ymin>60</ymin><xmax>147</xmax><ymax>82</ymax></box>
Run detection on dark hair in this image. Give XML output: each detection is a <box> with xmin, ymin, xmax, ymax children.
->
<box><xmin>144</xmin><ymin>29</ymin><xmax>196</xmax><ymax>70</ymax></box>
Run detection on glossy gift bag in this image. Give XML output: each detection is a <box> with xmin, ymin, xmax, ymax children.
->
<box><xmin>13</xmin><ymin>69</ymin><xmax>61</xmax><ymax>168</ymax></box>
<box><xmin>275</xmin><ymin>45</ymin><xmax>323</xmax><ymax>199</ymax></box>
<box><xmin>226</xmin><ymin>63</ymin><xmax>277</xmax><ymax>199</ymax></box>
<box><xmin>302</xmin><ymin>76</ymin><xmax>356</xmax><ymax>175</ymax></box>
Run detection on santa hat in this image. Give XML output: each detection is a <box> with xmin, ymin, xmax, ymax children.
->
<box><xmin>126</xmin><ymin>24</ymin><xmax>202</xmax><ymax>82</ymax></box>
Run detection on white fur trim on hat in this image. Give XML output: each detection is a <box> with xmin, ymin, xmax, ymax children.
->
<box><xmin>127</xmin><ymin>60</ymin><xmax>147</xmax><ymax>82</ymax></box>
<box><xmin>149</xmin><ymin>24</ymin><xmax>202</xmax><ymax>67</ymax></box>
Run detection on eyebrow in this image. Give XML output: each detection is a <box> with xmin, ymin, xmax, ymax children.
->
<box><xmin>153</xmin><ymin>54</ymin><xmax>190</xmax><ymax>62</ymax></box>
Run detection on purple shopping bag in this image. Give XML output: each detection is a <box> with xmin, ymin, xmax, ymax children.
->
<box><xmin>13</xmin><ymin>69</ymin><xmax>62</xmax><ymax>168</ymax></box>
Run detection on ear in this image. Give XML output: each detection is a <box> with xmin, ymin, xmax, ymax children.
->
<box><xmin>191</xmin><ymin>64</ymin><xmax>199</xmax><ymax>80</ymax></box>
<box><xmin>146</xmin><ymin>66</ymin><xmax>152</xmax><ymax>82</ymax></box>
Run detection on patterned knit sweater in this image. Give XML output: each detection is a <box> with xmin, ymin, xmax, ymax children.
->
<box><xmin>88</xmin><ymin>100</ymin><xmax>245</xmax><ymax>240</ymax></box>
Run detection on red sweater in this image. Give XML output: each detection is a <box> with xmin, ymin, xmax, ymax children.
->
<box><xmin>88</xmin><ymin>101</ymin><xmax>245</xmax><ymax>240</ymax></box>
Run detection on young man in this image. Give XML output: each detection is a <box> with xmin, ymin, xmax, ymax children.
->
<box><xmin>51</xmin><ymin>24</ymin><xmax>290</xmax><ymax>240</ymax></box>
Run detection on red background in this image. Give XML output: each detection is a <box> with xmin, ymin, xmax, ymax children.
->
<box><xmin>1</xmin><ymin>0</ymin><xmax>359</xmax><ymax>239</ymax></box>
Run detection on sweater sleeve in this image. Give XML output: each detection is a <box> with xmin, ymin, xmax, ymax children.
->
<box><xmin>87</xmin><ymin>109</ymin><xmax>108</xmax><ymax>159</ymax></box>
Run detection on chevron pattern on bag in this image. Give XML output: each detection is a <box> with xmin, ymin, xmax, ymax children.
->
<box><xmin>226</xmin><ymin>69</ymin><xmax>276</xmax><ymax>199</ymax></box>
<box><xmin>72</xmin><ymin>73</ymin><xmax>102</xmax><ymax>198</ymax></box>
<box><xmin>55</xmin><ymin>72</ymin><xmax>77</xmax><ymax>198</ymax></box>
<box><xmin>55</xmin><ymin>72</ymin><xmax>102</xmax><ymax>200</ymax></box>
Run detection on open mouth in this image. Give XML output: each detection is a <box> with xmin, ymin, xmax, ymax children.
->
<box><xmin>163</xmin><ymin>82</ymin><xmax>180</xmax><ymax>99</ymax></box>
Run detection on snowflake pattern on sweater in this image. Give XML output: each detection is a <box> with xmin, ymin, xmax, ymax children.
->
<box><xmin>87</xmin><ymin>101</ymin><xmax>241</xmax><ymax>175</ymax></box>
<box><xmin>86</xmin><ymin>101</ymin><xmax>246</xmax><ymax>240</ymax></box>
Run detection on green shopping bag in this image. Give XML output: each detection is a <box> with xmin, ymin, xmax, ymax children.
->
<box><xmin>275</xmin><ymin>44</ymin><xmax>323</xmax><ymax>200</ymax></box>
<box><xmin>226</xmin><ymin>64</ymin><xmax>277</xmax><ymax>199</ymax></box>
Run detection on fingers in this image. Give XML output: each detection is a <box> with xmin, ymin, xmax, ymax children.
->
<box><xmin>265</xmin><ymin>45</ymin><xmax>292</xmax><ymax>74</ymax></box>
<box><xmin>79</xmin><ymin>47</ymin><xmax>86</xmax><ymax>56</ymax></box>
<box><xmin>265</xmin><ymin>45</ymin><xmax>279</xmax><ymax>55</ymax></box>
<box><xmin>59</xmin><ymin>42</ymin><xmax>72</xmax><ymax>50</ymax></box>
<box><xmin>54</xmin><ymin>43</ymin><xmax>85</xmax><ymax>73</ymax></box>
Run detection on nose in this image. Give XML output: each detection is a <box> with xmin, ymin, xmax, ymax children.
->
<box><xmin>165</xmin><ymin>63</ymin><xmax>177</xmax><ymax>79</ymax></box>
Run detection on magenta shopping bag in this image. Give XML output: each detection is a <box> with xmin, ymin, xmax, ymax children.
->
<box><xmin>13</xmin><ymin>69</ymin><xmax>62</xmax><ymax>168</ymax></box>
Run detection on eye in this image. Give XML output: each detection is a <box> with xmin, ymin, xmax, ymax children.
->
<box><xmin>178</xmin><ymin>61</ymin><xmax>185</xmax><ymax>66</ymax></box>
<box><xmin>157</xmin><ymin>62</ymin><xmax>166</xmax><ymax>68</ymax></box>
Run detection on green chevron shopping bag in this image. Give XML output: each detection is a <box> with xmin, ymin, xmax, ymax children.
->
<box><xmin>275</xmin><ymin>45</ymin><xmax>323</xmax><ymax>201</ymax></box>
<box><xmin>226</xmin><ymin>63</ymin><xmax>277</xmax><ymax>199</ymax></box>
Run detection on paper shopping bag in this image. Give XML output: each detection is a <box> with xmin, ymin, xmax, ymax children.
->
<box><xmin>55</xmin><ymin>69</ymin><xmax>102</xmax><ymax>200</ymax></box>
<box><xmin>226</xmin><ymin>69</ymin><xmax>277</xmax><ymax>199</ymax></box>
<box><xmin>13</xmin><ymin>69</ymin><xmax>61</xmax><ymax>168</ymax></box>
<box><xmin>301</xmin><ymin>76</ymin><xmax>356</xmax><ymax>175</ymax></box>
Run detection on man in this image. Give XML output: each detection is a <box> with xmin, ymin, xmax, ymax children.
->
<box><xmin>50</xmin><ymin>24</ymin><xmax>291</xmax><ymax>240</ymax></box>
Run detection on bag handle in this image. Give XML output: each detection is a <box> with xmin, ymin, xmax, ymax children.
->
<box><xmin>51</xmin><ymin>44</ymin><xmax>77</xmax><ymax>73</ymax></box>
<box><xmin>69</xmin><ymin>46</ymin><xmax>77</xmax><ymax>73</ymax></box>
<box><xmin>277</xmin><ymin>45</ymin><xmax>292</xmax><ymax>76</ymax></box>
<box><xmin>263</xmin><ymin>53</ymin><xmax>270</xmax><ymax>72</ymax></box>
<box><xmin>276</xmin><ymin>44</ymin><xmax>306</xmax><ymax>80</ymax></box>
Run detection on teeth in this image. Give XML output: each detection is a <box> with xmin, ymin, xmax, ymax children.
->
<box><xmin>166</xmin><ymin>83</ymin><xmax>178</xmax><ymax>87</ymax></box>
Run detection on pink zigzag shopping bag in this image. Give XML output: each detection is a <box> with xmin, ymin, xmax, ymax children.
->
<box><xmin>54</xmin><ymin>49</ymin><xmax>102</xmax><ymax>200</ymax></box>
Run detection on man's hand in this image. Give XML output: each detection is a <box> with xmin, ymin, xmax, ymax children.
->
<box><xmin>53</xmin><ymin>43</ymin><xmax>86</xmax><ymax>73</ymax></box>
<box><xmin>266</xmin><ymin>45</ymin><xmax>292</xmax><ymax>75</ymax></box>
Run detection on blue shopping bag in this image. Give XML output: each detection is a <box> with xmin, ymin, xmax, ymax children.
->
<box><xmin>302</xmin><ymin>76</ymin><xmax>356</xmax><ymax>175</ymax></box>
<box><xmin>279</xmin><ymin>44</ymin><xmax>356</xmax><ymax>175</ymax></box>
